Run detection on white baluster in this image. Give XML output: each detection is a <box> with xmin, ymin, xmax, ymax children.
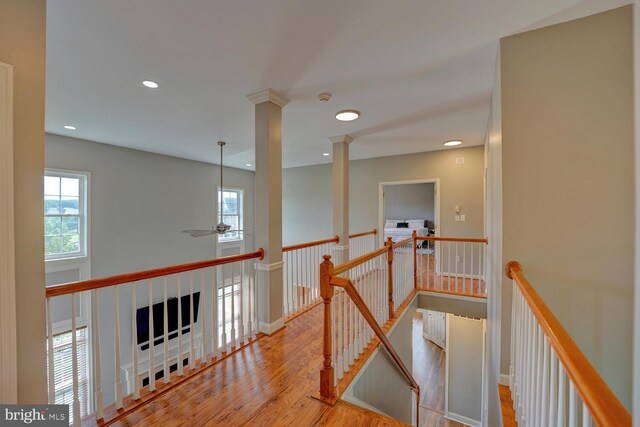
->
<box><xmin>163</xmin><ymin>278</ymin><xmax>169</xmax><ymax>382</ymax></box>
<box><xmin>582</xmin><ymin>403</ymin><xmax>591</xmax><ymax>427</ymax></box>
<box><xmin>148</xmin><ymin>280</ymin><xmax>155</xmax><ymax>391</ymax></box>
<box><xmin>541</xmin><ymin>338</ymin><xmax>549</xmax><ymax>426</ymax></box>
<box><xmin>132</xmin><ymin>284</ymin><xmax>140</xmax><ymax>399</ymax></box>
<box><xmin>548</xmin><ymin>348</ymin><xmax>557</xmax><ymax>426</ymax></box>
<box><xmin>71</xmin><ymin>293</ymin><xmax>81</xmax><ymax>425</ymax></box>
<box><xmin>558</xmin><ymin>364</ymin><xmax>566</xmax><ymax>426</ymax></box>
<box><xmin>46</xmin><ymin>299</ymin><xmax>55</xmax><ymax>404</ymax></box>
<box><xmin>230</xmin><ymin>263</ymin><xmax>236</xmax><ymax>350</ymax></box>
<box><xmin>189</xmin><ymin>272</ymin><xmax>195</xmax><ymax>368</ymax></box>
<box><xmin>201</xmin><ymin>270</ymin><xmax>208</xmax><ymax>364</ymax></box>
<box><xmin>212</xmin><ymin>267</ymin><xmax>219</xmax><ymax>357</ymax></box>
<box><xmin>177</xmin><ymin>275</ymin><xmax>183</xmax><ymax>376</ymax></box>
<box><xmin>113</xmin><ymin>287</ymin><xmax>123</xmax><ymax>409</ymax></box>
<box><xmin>221</xmin><ymin>265</ymin><xmax>228</xmax><ymax>352</ymax></box>
<box><xmin>569</xmin><ymin>381</ymin><xmax>577</xmax><ymax>427</ymax></box>
<box><xmin>91</xmin><ymin>290</ymin><xmax>103</xmax><ymax>419</ymax></box>
<box><xmin>239</xmin><ymin>262</ymin><xmax>245</xmax><ymax>344</ymax></box>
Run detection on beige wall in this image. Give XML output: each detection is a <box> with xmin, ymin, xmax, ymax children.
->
<box><xmin>501</xmin><ymin>5</ymin><xmax>633</xmax><ymax>408</ymax></box>
<box><xmin>282</xmin><ymin>146</ymin><xmax>485</xmax><ymax>246</ymax></box>
<box><xmin>0</xmin><ymin>0</ymin><xmax>47</xmax><ymax>402</ymax></box>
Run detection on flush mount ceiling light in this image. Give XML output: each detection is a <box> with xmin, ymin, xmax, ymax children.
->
<box><xmin>63</xmin><ymin>125</ymin><xmax>77</xmax><ymax>130</ymax></box>
<box><xmin>443</xmin><ymin>140</ymin><xmax>463</xmax><ymax>147</ymax></box>
<box><xmin>322</xmin><ymin>152</ymin><xmax>331</xmax><ymax>157</ymax></box>
<box><xmin>245</xmin><ymin>163</ymin><xmax>252</xmax><ymax>167</ymax></box>
<box><xmin>142</xmin><ymin>80</ymin><xmax>159</xmax><ymax>89</ymax></box>
<box><xmin>335</xmin><ymin>110</ymin><xmax>360</xmax><ymax>122</ymax></box>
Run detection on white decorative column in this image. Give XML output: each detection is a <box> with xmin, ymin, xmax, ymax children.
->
<box><xmin>330</xmin><ymin>135</ymin><xmax>353</xmax><ymax>264</ymax></box>
<box><xmin>247</xmin><ymin>89</ymin><xmax>289</xmax><ymax>335</ymax></box>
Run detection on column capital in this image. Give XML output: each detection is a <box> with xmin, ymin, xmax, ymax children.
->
<box><xmin>246</xmin><ymin>88</ymin><xmax>290</xmax><ymax>108</ymax></box>
<box><xmin>329</xmin><ymin>135</ymin><xmax>353</xmax><ymax>145</ymax></box>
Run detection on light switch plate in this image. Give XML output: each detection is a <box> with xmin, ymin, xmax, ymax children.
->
<box><xmin>455</xmin><ymin>215</ymin><xmax>460</xmax><ymax>221</ymax></box>
<box><xmin>461</xmin><ymin>215</ymin><xmax>466</xmax><ymax>222</ymax></box>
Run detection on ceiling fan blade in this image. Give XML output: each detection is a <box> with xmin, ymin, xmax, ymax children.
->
<box><xmin>182</xmin><ymin>229</ymin><xmax>217</xmax><ymax>237</ymax></box>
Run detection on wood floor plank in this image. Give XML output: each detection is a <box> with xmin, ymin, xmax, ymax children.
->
<box><xmin>113</xmin><ymin>304</ymin><xmax>407</xmax><ymax>427</ymax></box>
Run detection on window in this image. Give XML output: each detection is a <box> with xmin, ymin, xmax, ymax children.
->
<box><xmin>44</xmin><ymin>171</ymin><xmax>88</xmax><ymax>259</ymax></box>
<box><xmin>47</xmin><ymin>327</ymin><xmax>90</xmax><ymax>422</ymax></box>
<box><xmin>217</xmin><ymin>188</ymin><xmax>243</xmax><ymax>242</ymax></box>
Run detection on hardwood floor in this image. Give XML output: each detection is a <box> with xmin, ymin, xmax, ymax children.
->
<box><xmin>412</xmin><ymin>313</ymin><xmax>465</xmax><ymax>427</ymax></box>
<box><xmin>112</xmin><ymin>303</ymin><xmax>407</xmax><ymax>427</ymax></box>
<box><xmin>499</xmin><ymin>385</ymin><xmax>517</xmax><ymax>427</ymax></box>
<box><xmin>416</xmin><ymin>254</ymin><xmax>486</xmax><ymax>298</ymax></box>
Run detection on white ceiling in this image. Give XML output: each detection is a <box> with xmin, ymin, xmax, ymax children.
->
<box><xmin>45</xmin><ymin>0</ymin><xmax>629</xmax><ymax>170</ymax></box>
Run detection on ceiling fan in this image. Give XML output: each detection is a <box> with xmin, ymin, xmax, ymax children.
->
<box><xmin>182</xmin><ymin>141</ymin><xmax>248</xmax><ymax>238</ymax></box>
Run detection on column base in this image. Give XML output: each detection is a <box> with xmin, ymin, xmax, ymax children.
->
<box><xmin>259</xmin><ymin>317</ymin><xmax>286</xmax><ymax>336</ymax></box>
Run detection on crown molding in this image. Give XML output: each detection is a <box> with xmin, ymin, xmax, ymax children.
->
<box><xmin>329</xmin><ymin>135</ymin><xmax>353</xmax><ymax>145</ymax></box>
<box><xmin>246</xmin><ymin>89</ymin><xmax>290</xmax><ymax>108</ymax></box>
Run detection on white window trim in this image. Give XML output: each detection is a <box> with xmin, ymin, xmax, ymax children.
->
<box><xmin>44</xmin><ymin>168</ymin><xmax>91</xmax><ymax>263</ymax></box>
<box><xmin>216</xmin><ymin>186</ymin><xmax>244</xmax><ymax>244</ymax></box>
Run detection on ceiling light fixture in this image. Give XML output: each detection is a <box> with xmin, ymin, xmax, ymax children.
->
<box><xmin>246</xmin><ymin>163</ymin><xmax>252</xmax><ymax>167</ymax></box>
<box><xmin>335</xmin><ymin>110</ymin><xmax>360</xmax><ymax>122</ymax></box>
<box><xmin>63</xmin><ymin>125</ymin><xmax>77</xmax><ymax>130</ymax></box>
<box><xmin>443</xmin><ymin>140</ymin><xmax>462</xmax><ymax>147</ymax></box>
<box><xmin>322</xmin><ymin>152</ymin><xmax>331</xmax><ymax>157</ymax></box>
<box><xmin>142</xmin><ymin>80</ymin><xmax>159</xmax><ymax>89</ymax></box>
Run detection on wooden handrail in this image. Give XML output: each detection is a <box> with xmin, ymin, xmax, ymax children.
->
<box><xmin>46</xmin><ymin>249</ymin><xmax>265</xmax><ymax>298</ymax></box>
<box><xmin>283</xmin><ymin>235</ymin><xmax>340</xmax><ymax>252</ymax></box>
<box><xmin>506</xmin><ymin>261</ymin><xmax>632</xmax><ymax>427</ymax></box>
<box><xmin>391</xmin><ymin>236</ymin><xmax>413</xmax><ymax>249</ymax></box>
<box><xmin>349</xmin><ymin>229</ymin><xmax>377</xmax><ymax>239</ymax></box>
<box><xmin>332</xmin><ymin>246</ymin><xmax>388</xmax><ymax>276</ymax></box>
<box><xmin>415</xmin><ymin>236</ymin><xmax>488</xmax><ymax>244</ymax></box>
<box><xmin>330</xmin><ymin>275</ymin><xmax>419</xmax><ymax>392</ymax></box>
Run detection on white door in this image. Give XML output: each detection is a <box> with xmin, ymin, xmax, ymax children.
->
<box><xmin>423</xmin><ymin>310</ymin><xmax>446</xmax><ymax>349</ymax></box>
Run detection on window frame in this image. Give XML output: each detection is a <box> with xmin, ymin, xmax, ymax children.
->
<box><xmin>217</xmin><ymin>187</ymin><xmax>244</xmax><ymax>243</ymax></box>
<box><xmin>44</xmin><ymin>169</ymin><xmax>90</xmax><ymax>261</ymax></box>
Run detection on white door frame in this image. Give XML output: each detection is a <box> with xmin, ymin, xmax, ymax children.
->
<box><xmin>0</xmin><ymin>61</ymin><xmax>17</xmax><ymax>403</ymax></box>
<box><xmin>378</xmin><ymin>178</ymin><xmax>441</xmax><ymax>246</ymax></box>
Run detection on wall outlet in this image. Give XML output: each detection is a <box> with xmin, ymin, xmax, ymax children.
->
<box><xmin>460</xmin><ymin>214</ymin><xmax>466</xmax><ymax>222</ymax></box>
<box><xmin>456</xmin><ymin>255</ymin><xmax>461</xmax><ymax>263</ymax></box>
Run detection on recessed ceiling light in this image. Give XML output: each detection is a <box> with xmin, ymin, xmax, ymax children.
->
<box><xmin>142</xmin><ymin>80</ymin><xmax>159</xmax><ymax>89</ymax></box>
<box><xmin>444</xmin><ymin>140</ymin><xmax>462</xmax><ymax>147</ymax></box>
<box><xmin>335</xmin><ymin>110</ymin><xmax>360</xmax><ymax>122</ymax></box>
<box><xmin>246</xmin><ymin>163</ymin><xmax>252</xmax><ymax>167</ymax></box>
<box><xmin>322</xmin><ymin>152</ymin><xmax>331</xmax><ymax>157</ymax></box>
<box><xmin>63</xmin><ymin>125</ymin><xmax>77</xmax><ymax>130</ymax></box>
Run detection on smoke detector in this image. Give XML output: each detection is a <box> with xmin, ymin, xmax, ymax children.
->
<box><xmin>318</xmin><ymin>92</ymin><xmax>331</xmax><ymax>102</ymax></box>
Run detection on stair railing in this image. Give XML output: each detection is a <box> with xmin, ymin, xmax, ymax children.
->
<box><xmin>506</xmin><ymin>261</ymin><xmax>631</xmax><ymax>427</ymax></box>
<box><xmin>318</xmin><ymin>240</ymin><xmax>420</xmax><ymax>425</ymax></box>
<box><xmin>45</xmin><ymin>249</ymin><xmax>264</xmax><ymax>426</ymax></box>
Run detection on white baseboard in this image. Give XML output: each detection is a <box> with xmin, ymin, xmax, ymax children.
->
<box><xmin>445</xmin><ymin>411</ymin><xmax>481</xmax><ymax>427</ymax></box>
<box><xmin>500</xmin><ymin>374</ymin><xmax>510</xmax><ymax>386</ymax></box>
<box><xmin>259</xmin><ymin>317</ymin><xmax>285</xmax><ymax>335</ymax></box>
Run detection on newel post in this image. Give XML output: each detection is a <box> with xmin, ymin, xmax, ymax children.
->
<box><xmin>319</xmin><ymin>255</ymin><xmax>336</xmax><ymax>401</ymax></box>
<box><xmin>412</xmin><ymin>230</ymin><xmax>418</xmax><ymax>289</ymax></box>
<box><xmin>387</xmin><ymin>237</ymin><xmax>394</xmax><ymax>318</ymax></box>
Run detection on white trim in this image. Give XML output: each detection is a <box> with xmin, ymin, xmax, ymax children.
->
<box><xmin>329</xmin><ymin>135</ymin><xmax>353</xmax><ymax>145</ymax></box>
<box><xmin>445</xmin><ymin>411</ymin><xmax>481</xmax><ymax>427</ymax></box>
<box><xmin>0</xmin><ymin>61</ymin><xmax>17</xmax><ymax>403</ymax></box>
<box><xmin>259</xmin><ymin>317</ymin><xmax>285</xmax><ymax>335</ymax></box>
<box><xmin>633</xmin><ymin>0</ymin><xmax>640</xmax><ymax>421</ymax></box>
<box><xmin>246</xmin><ymin>89</ymin><xmax>290</xmax><ymax>107</ymax></box>
<box><xmin>255</xmin><ymin>260</ymin><xmax>284</xmax><ymax>272</ymax></box>
<box><xmin>418</xmin><ymin>290</ymin><xmax>488</xmax><ymax>303</ymax></box>
<box><xmin>499</xmin><ymin>374</ymin><xmax>510</xmax><ymax>386</ymax></box>
<box><xmin>378</xmin><ymin>178</ymin><xmax>440</xmax><ymax>248</ymax></box>
<box><xmin>44</xmin><ymin>169</ymin><xmax>91</xmax><ymax>262</ymax></box>
<box><xmin>332</xmin><ymin>244</ymin><xmax>350</xmax><ymax>251</ymax></box>
<box><xmin>445</xmin><ymin>313</ymin><xmax>451</xmax><ymax>416</ymax></box>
